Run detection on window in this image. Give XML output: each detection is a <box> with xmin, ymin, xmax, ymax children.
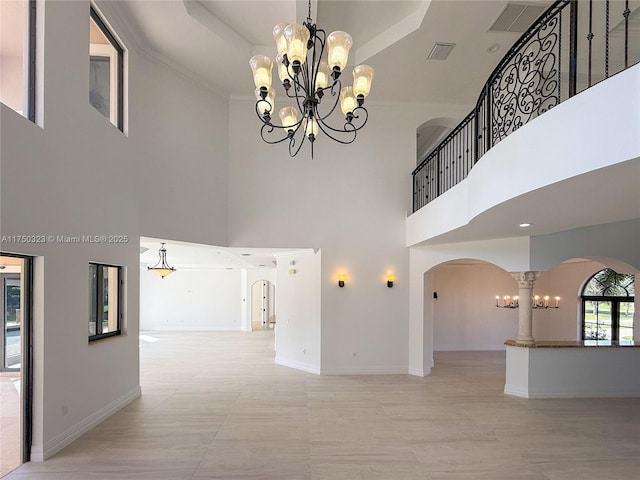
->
<box><xmin>89</xmin><ymin>7</ymin><xmax>123</xmax><ymax>130</ymax></box>
<box><xmin>582</xmin><ymin>268</ymin><xmax>635</xmax><ymax>341</ymax></box>
<box><xmin>89</xmin><ymin>264</ymin><xmax>122</xmax><ymax>341</ymax></box>
<box><xmin>0</xmin><ymin>0</ymin><xmax>36</xmax><ymax>120</ymax></box>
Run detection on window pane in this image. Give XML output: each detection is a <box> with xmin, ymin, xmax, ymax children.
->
<box><xmin>584</xmin><ymin>301</ymin><xmax>612</xmax><ymax>340</ymax></box>
<box><xmin>89</xmin><ymin>12</ymin><xmax>120</xmax><ymax>127</ymax></box>
<box><xmin>89</xmin><ymin>264</ymin><xmax>97</xmax><ymax>335</ymax></box>
<box><xmin>619</xmin><ymin>302</ymin><xmax>634</xmax><ymax>341</ymax></box>
<box><xmin>101</xmin><ymin>266</ymin><xmax>119</xmax><ymax>334</ymax></box>
<box><xmin>0</xmin><ymin>0</ymin><xmax>28</xmax><ymax>115</ymax></box>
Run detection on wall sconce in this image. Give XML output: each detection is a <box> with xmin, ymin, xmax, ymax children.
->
<box><xmin>387</xmin><ymin>275</ymin><xmax>394</xmax><ymax>288</ymax></box>
<box><xmin>338</xmin><ymin>274</ymin><xmax>345</xmax><ymax>288</ymax></box>
<box><xmin>532</xmin><ymin>295</ymin><xmax>560</xmax><ymax>309</ymax></box>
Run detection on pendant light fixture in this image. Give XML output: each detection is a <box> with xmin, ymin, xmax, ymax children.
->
<box><xmin>250</xmin><ymin>0</ymin><xmax>374</xmax><ymax>158</ymax></box>
<box><xmin>148</xmin><ymin>243</ymin><xmax>176</xmax><ymax>278</ymax></box>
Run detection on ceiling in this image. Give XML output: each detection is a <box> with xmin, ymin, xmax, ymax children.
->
<box><xmin>140</xmin><ymin>237</ymin><xmax>309</xmax><ymax>270</ymax></box>
<box><xmin>116</xmin><ymin>2</ymin><xmax>638</xmax><ymax>263</ymax></box>
<box><xmin>103</xmin><ymin>0</ymin><xmax>552</xmax><ymax>104</ymax></box>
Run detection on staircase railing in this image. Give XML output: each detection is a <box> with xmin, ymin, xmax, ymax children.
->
<box><xmin>412</xmin><ymin>0</ymin><xmax>638</xmax><ymax>212</ymax></box>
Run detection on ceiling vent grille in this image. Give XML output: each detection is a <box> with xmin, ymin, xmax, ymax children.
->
<box><xmin>489</xmin><ymin>3</ymin><xmax>546</xmax><ymax>33</ymax></box>
<box><xmin>427</xmin><ymin>42</ymin><xmax>456</xmax><ymax>60</ymax></box>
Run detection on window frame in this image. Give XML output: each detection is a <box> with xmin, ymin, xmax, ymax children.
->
<box><xmin>581</xmin><ymin>269</ymin><xmax>635</xmax><ymax>342</ymax></box>
<box><xmin>89</xmin><ymin>6</ymin><xmax>124</xmax><ymax>131</ymax></box>
<box><xmin>26</xmin><ymin>0</ymin><xmax>36</xmax><ymax>121</ymax></box>
<box><xmin>88</xmin><ymin>262</ymin><xmax>123</xmax><ymax>342</ymax></box>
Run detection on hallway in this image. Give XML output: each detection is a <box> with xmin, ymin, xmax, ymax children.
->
<box><xmin>4</xmin><ymin>330</ymin><xmax>640</xmax><ymax>479</ymax></box>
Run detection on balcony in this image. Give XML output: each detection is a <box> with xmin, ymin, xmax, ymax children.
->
<box><xmin>407</xmin><ymin>0</ymin><xmax>640</xmax><ymax>246</ymax></box>
<box><xmin>411</xmin><ymin>0</ymin><xmax>639</xmax><ymax>212</ymax></box>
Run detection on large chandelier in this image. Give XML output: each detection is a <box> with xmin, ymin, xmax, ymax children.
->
<box><xmin>249</xmin><ymin>0</ymin><xmax>374</xmax><ymax>158</ymax></box>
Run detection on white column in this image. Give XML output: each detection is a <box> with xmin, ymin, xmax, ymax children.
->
<box><xmin>511</xmin><ymin>271</ymin><xmax>541</xmax><ymax>345</ymax></box>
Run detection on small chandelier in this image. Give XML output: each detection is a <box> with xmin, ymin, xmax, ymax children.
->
<box><xmin>249</xmin><ymin>0</ymin><xmax>374</xmax><ymax>158</ymax></box>
<box><xmin>148</xmin><ymin>243</ymin><xmax>176</xmax><ymax>278</ymax></box>
<box><xmin>495</xmin><ymin>295</ymin><xmax>560</xmax><ymax>309</ymax></box>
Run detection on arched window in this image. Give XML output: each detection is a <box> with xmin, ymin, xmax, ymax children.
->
<box><xmin>581</xmin><ymin>269</ymin><xmax>635</xmax><ymax>341</ymax></box>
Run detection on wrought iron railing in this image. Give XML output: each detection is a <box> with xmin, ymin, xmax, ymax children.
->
<box><xmin>412</xmin><ymin>0</ymin><xmax>638</xmax><ymax>212</ymax></box>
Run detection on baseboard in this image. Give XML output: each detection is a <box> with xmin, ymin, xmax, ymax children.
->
<box><xmin>320</xmin><ymin>366</ymin><xmax>408</xmax><ymax>375</ymax></box>
<box><xmin>504</xmin><ymin>385</ymin><xmax>640</xmax><ymax>399</ymax></box>
<box><xmin>435</xmin><ymin>345</ymin><xmax>506</xmax><ymax>351</ymax></box>
<box><xmin>408</xmin><ymin>367</ymin><xmax>431</xmax><ymax>377</ymax></box>
<box><xmin>526</xmin><ymin>390</ymin><xmax>640</xmax><ymax>399</ymax></box>
<box><xmin>140</xmin><ymin>326</ymin><xmax>243</xmax><ymax>331</ymax></box>
<box><xmin>31</xmin><ymin>386</ymin><xmax>141</xmax><ymax>462</ymax></box>
<box><xmin>275</xmin><ymin>357</ymin><xmax>320</xmax><ymax>375</ymax></box>
<box><xmin>503</xmin><ymin>385</ymin><xmax>531</xmax><ymax>398</ymax></box>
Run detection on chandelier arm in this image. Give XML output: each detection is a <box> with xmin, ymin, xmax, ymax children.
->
<box><xmin>318</xmin><ymin>106</ymin><xmax>369</xmax><ymax>134</ymax></box>
<box><xmin>255</xmin><ymin>100</ymin><xmax>274</xmax><ymax>123</ymax></box>
<box><xmin>315</xmin><ymin>117</ymin><xmax>357</xmax><ymax>145</ymax></box>
<box><xmin>289</xmin><ymin>74</ymin><xmax>310</xmax><ymax>114</ymax></box>
<box><xmin>309</xmin><ymin>25</ymin><xmax>326</xmax><ymax>95</ymax></box>
<box><xmin>347</xmin><ymin>106</ymin><xmax>370</xmax><ymax>130</ymax></box>
<box><xmin>260</xmin><ymin>122</ymin><xmax>298</xmax><ymax>145</ymax></box>
<box><xmin>288</xmin><ymin>129</ymin><xmax>307</xmax><ymax>157</ymax></box>
<box><xmin>311</xmin><ymin>28</ymin><xmax>327</xmax><ymax>98</ymax></box>
<box><xmin>315</xmin><ymin>87</ymin><xmax>342</xmax><ymax>122</ymax></box>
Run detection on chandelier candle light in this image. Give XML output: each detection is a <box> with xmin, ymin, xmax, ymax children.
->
<box><xmin>495</xmin><ymin>295</ymin><xmax>560</xmax><ymax>309</ymax></box>
<box><xmin>249</xmin><ymin>0</ymin><xmax>374</xmax><ymax>158</ymax></box>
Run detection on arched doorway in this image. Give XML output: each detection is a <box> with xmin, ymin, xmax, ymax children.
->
<box><xmin>427</xmin><ymin>259</ymin><xmax>515</xmax><ymax>352</ymax></box>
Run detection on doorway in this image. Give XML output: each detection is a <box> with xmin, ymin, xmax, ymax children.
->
<box><xmin>0</xmin><ymin>254</ymin><xmax>32</xmax><ymax>477</ymax></box>
<box><xmin>251</xmin><ymin>280</ymin><xmax>275</xmax><ymax>330</ymax></box>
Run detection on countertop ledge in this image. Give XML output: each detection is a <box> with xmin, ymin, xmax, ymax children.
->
<box><xmin>504</xmin><ymin>340</ymin><xmax>640</xmax><ymax>348</ymax></box>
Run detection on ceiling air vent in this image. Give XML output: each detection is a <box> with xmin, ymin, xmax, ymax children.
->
<box><xmin>427</xmin><ymin>42</ymin><xmax>456</xmax><ymax>61</ymax></box>
<box><xmin>489</xmin><ymin>3</ymin><xmax>546</xmax><ymax>33</ymax></box>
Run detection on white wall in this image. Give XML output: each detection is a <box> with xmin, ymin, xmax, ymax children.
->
<box><xmin>0</xmin><ymin>0</ymin><xmax>228</xmax><ymax>459</ymax></box>
<box><xmin>228</xmin><ymin>97</ymin><xmax>466</xmax><ymax>374</ymax></box>
<box><xmin>533</xmin><ymin>260</ymin><xmax>605</xmax><ymax>341</ymax></box>
<box><xmin>140</xmin><ymin>268</ymin><xmax>242</xmax><ymax>330</ymax></box>
<box><xmin>529</xmin><ymin>219</ymin><xmax>640</xmax><ymax>272</ymax></box>
<box><xmin>432</xmin><ymin>262</ymin><xmax>519</xmax><ymax>351</ymax></box>
<box><xmin>274</xmin><ymin>251</ymin><xmax>321</xmax><ymax>374</ymax></box>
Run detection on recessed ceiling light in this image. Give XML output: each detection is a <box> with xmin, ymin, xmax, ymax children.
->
<box><xmin>241</xmin><ymin>253</ymin><xmax>251</xmax><ymax>256</ymax></box>
<box><xmin>519</xmin><ymin>223</ymin><xmax>532</xmax><ymax>228</ymax></box>
<box><xmin>487</xmin><ymin>43</ymin><xmax>501</xmax><ymax>54</ymax></box>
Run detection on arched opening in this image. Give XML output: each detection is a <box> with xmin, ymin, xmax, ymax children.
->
<box><xmin>580</xmin><ymin>268</ymin><xmax>635</xmax><ymax>341</ymax></box>
<box><xmin>425</xmin><ymin>258</ymin><xmax>515</xmax><ymax>352</ymax></box>
<box><xmin>416</xmin><ymin>117</ymin><xmax>458</xmax><ymax>165</ymax></box>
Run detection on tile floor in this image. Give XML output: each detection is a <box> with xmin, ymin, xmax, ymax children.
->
<box><xmin>3</xmin><ymin>330</ymin><xmax>640</xmax><ymax>479</ymax></box>
<box><xmin>0</xmin><ymin>372</ymin><xmax>21</xmax><ymax>478</ymax></box>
